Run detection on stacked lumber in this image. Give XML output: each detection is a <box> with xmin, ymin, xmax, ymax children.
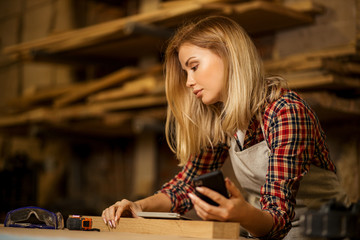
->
<box><xmin>0</xmin><ymin>0</ymin><xmax>320</xmax><ymax>135</ymax></box>
<box><xmin>264</xmin><ymin>44</ymin><xmax>360</xmax><ymax>118</ymax></box>
<box><xmin>3</xmin><ymin>0</ymin><xmax>315</xmax><ymax>63</ymax></box>
<box><xmin>0</xmin><ymin>64</ymin><xmax>167</xmax><ymax>136</ymax></box>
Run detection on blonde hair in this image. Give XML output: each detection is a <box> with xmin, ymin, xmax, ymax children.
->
<box><xmin>165</xmin><ymin>16</ymin><xmax>286</xmax><ymax>165</ymax></box>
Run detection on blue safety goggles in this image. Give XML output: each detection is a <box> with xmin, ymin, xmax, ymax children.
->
<box><xmin>4</xmin><ymin>206</ymin><xmax>64</xmax><ymax>229</ymax></box>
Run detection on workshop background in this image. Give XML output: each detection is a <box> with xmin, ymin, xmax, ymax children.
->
<box><xmin>0</xmin><ymin>0</ymin><xmax>359</xmax><ymax>222</ymax></box>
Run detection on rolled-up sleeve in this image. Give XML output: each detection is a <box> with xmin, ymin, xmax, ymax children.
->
<box><xmin>260</xmin><ymin>99</ymin><xmax>315</xmax><ymax>239</ymax></box>
<box><xmin>159</xmin><ymin>144</ymin><xmax>229</xmax><ymax>214</ymax></box>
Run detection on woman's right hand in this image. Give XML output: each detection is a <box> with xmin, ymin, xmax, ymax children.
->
<box><xmin>102</xmin><ymin>199</ymin><xmax>142</xmax><ymax>228</ymax></box>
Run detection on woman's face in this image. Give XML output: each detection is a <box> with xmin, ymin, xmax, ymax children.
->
<box><xmin>178</xmin><ymin>43</ymin><xmax>226</xmax><ymax>105</ymax></box>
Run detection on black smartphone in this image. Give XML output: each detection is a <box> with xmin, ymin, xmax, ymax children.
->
<box><xmin>193</xmin><ymin>170</ymin><xmax>229</xmax><ymax>206</ymax></box>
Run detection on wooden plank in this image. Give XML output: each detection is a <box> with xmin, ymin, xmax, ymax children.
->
<box><xmin>87</xmin><ymin>75</ymin><xmax>162</xmax><ymax>103</ymax></box>
<box><xmin>300</xmin><ymin>92</ymin><xmax>360</xmax><ymax>115</ymax></box>
<box><xmin>53</xmin><ymin>67</ymin><xmax>139</xmax><ymax>108</ymax></box>
<box><xmin>9</xmin><ymin>84</ymin><xmax>81</xmax><ymax>109</ymax></box>
<box><xmin>288</xmin><ymin>74</ymin><xmax>334</xmax><ymax>89</ymax></box>
<box><xmin>0</xmin><ymin>95</ymin><xmax>167</xmax><ymax>127</ymax></box>
<box><xmin>286</xmin><ymin>71</ymin><xmax>360</xmax><ymax>90</ymax></box>
<box><xmin>53</xmin><ymin>65</ymin><xmax>161</xmax><ymax>108</ymax></box>
<box><xmin>228</xmin><ymin>0</ymin><xmax>313</xmax><ymax>34</ymax></box>
<box><xmin>103</xmin><ymin>108</ymin><xmax>166</xmax><ymax>126</ymax></box>
<box><xmin>54</xmin><ymin>95</ymin><xmax>167</xmax><ymax>120</ymax></box>
<box><xmin>0</xmin><ymin>108</ymin><xmax>48</xmax><ymax>127</ymax></box>
<box><xmin>264</xmin><ymin>44</ymin><xmax>357</xmax><ymax>73</ymax></box>
<box><xmin>284</xmin><ymin>0</ymin><xmax>324</xmax><ymax>14</ymax></box>
<box><xmin>265</xmin><ymin>58</ymin><xmax>322</xmax><ymax>74</ymax></box>
<box><xmin>3</xmin><ymin>2</ymin><xmax>209</xmax><ymax>59</ymax></box>
<box><xmin>88</xmin><ymin>216</ymin><xmax>241</xmax><ymax>239</ymax></box>
<box><xmin>3</xmin><ymin>1</ymin><xmax>315</xmax><ymax>62</ymax></box>
<box><xmin>323</xmin><ymin>60</ymin><xmax>360</xmax><ymax>75</ymax></box>
<box><xmin>0</xmin><ymin>225</ymin><xmax>249</xmax><ymax>240</ymax></box>
<box><xmin>160</xmin><ymin>0</ymin><xmax>244</xmax><ymax>9</ymax></box>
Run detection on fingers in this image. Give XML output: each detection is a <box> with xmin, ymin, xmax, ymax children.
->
<box><xmin>193</xmin><ymin>200</ymin><xmax>221</xmax><ymax>221</ymax></box>
<box><xmin>196</xmin><ymin>186</ymin><xmax>227</xmax><ymax>205</ymax></box>
<box><xmin>102</xmin><ymin>199</ymin><xmax>133</xmax><ymax>229</ymax></box>
<box><xmin>102</xmin><ymin>202</ymin><xmax>119</xmax><ymax>228</ymax></box>
<box><xmin>225</xmin><ymin>178</ymin><xmax>242</xmax><ymax>198</ymax></box>
<box><xmin>189</xmin><ymin>192</ymin><xmax>223</xmax><ymax>221</ymax></box>
<box><xmin>189</xmin><ymin>180</ymin><xmax>244</xmax><ymax>222</ymax></box>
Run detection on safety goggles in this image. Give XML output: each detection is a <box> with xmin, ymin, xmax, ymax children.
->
<box><xmin>4</xmin><ymin>206</ymin><xmax>64</xmax><ymax>229</ymax></box>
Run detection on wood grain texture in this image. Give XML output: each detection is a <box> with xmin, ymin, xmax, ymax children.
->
<box><xmin>88</xmin><ymin>216</ymin><xmax>240</xmax><ymax>239</ymax></box>
<box><xmin>0</xmin><ymin>225</ymin><xmax>250</xmax><ymax>240</ymax></box>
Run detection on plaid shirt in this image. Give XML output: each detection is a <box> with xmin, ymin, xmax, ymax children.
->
<box><xmin>160</xmin><ymin>89</ymin><xmax>335</xmax><ymax>239</ymax></box>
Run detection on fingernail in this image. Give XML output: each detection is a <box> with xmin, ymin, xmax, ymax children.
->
<box><xmin>196</xmin><ymin>187</ymin><xmax>203</xmax><ymax>192</ymax></box>
<box><xmin>103</xmin><ymin>218</ymin><xmax>106</xmax><ymax>224</ymax></box>
<box><xmin>189</xmin><ymin>193</ymin><xmax>194</xmax><ymax>198</ymax></box>
<box><xmin>115</xmin><ymin>216</ymin><xmax>118</xmax><ymax>222</ymax></box>
<box><xmin>108</xmin><ymin>221</ymin><xmax>113</xmax><ymax>228</ymax></box>
<box><xmin>112</xmin><ymin>220</ymin><xmax>116</xmax><ymax>227</ymax></box>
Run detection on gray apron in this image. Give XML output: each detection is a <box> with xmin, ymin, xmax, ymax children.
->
<box><xmin>228</xmin><ymin>125</ymin><xmax>348</xmax><ymax>239</ymax></box>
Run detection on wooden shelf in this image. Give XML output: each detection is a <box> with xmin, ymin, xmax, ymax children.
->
<box><xmin>3</xmin><ymin>0</ymin><xmax>314</xmax><ymax>63</ymax></box>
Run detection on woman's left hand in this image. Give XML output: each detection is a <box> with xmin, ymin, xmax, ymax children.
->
<box><xmin>188</xmin><ymin>177</ymin><xmax>248</xmax><ymax>222</ymax></box>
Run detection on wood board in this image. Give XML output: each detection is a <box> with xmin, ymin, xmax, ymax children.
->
<box><xmin>87</xmin><ymin>216</ymin><xmax>241</xmax><ymax>239</ymax></box>
<box><xmin>0</xmin><ymin>225</ymin><xmax>249</xmax><ymax>240</ymax></box>
<box><xmin>3</xmin><ymin>1</ymin><xmax>315</xmax><ymax>62</ymax></box>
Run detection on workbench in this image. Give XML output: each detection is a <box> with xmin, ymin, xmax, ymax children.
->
<box><xmin>0</xmin><ymin>225</ymin><xmax>249</xmax><ymax>240</ymax></box>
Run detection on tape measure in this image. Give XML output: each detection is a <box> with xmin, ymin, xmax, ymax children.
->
<box><xmin>66</xmin><ymin>215</ymin><xmax>98</xmax><ymax>231</ymax></box>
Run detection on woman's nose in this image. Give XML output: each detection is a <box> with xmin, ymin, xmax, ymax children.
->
<box><xmin>186</xmin><ymin>75</ymin><xmax>195</xmax><ymax>88</ymax></box>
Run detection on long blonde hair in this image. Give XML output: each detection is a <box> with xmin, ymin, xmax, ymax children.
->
<box><xmin>165</xmin><ymin>16</ymin><xmax>286</xmax><ymax>165</ymax></box>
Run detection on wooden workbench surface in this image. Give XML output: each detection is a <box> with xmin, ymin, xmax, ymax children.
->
<box><xmin>0</xmin><ymin>225</ymin><xmax>249</xmax><ymax>240</ymax></box>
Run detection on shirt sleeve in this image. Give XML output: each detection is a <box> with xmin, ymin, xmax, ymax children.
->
<box><xmin>260</xmin><ymin>100</ymin><xmax>315</xmax><ymax>239</ymax></box>
<box><xmin>159</xmin><ymin>144</ymin><xmax>229</xmax><ymax>214</ymax></box>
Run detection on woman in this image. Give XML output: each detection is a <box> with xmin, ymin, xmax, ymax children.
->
<box><xmin>102</xmin><ymin>16</ymin><xmax>347</xmax><ymax>239</ymax></box>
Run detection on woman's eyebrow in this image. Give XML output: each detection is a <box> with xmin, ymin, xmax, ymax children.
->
<box><xmin>185</xmin><ymin>57</ymin><xmax>195</xmax><ymax>67</ymax></box>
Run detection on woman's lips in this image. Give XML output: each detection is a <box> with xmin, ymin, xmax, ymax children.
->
<box><xmin>193</xmin><ymin>89</ymin><xmax>202</xmax><ymax>98</ymax></box>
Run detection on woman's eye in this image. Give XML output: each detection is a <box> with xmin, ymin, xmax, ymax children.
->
<box><xmin>191</xmin><ymin>65</ymin><xmax>198</xmax><ymax>71</ymax></box>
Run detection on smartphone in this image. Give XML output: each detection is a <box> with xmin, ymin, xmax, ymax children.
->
<box><xmin>193</xmin><ymin>170</ymin><xmax>229</xmax><ymax>206</ymax></box>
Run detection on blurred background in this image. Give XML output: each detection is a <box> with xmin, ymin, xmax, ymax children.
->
<box><xmin>0</xmin><ymin>0</ymin><xmax>359</xmax><ymax>223</ymax></box>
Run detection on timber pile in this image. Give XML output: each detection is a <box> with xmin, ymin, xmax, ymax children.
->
<box><xmin>3</xmin><ymin>0</ymin><xmax>314</xmax><ymax>63</ymax></box>
<box><xmin>0</xmin><ymin>64</ymin><xmax>167</xmax><ymax>136</ymax></box>
<box><xmin>0</xmin><ymin>0</ymin><xmax>318</xmax><ymax>135</ymax></box>
<box><xmin>0</xmin><ymin>0</ymin><xmax>358</xmax><ymax>134</ymax></box>
<box><xmin>264</xmin><ymin>44</ymin><xmax>360</xmax><ymax>118</ymax></box>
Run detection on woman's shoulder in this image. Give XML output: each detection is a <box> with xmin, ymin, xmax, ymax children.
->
<box><xmin>264</xmin><ymin>88</ymin><xmax>312</xmax><ymax>119</ymax></box>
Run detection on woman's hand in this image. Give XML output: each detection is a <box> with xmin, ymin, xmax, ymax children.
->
<box><xmin>102</xmin><ymin>199</ymin><xmax>142</xmax><ymax>228</ymax></box>
<box><xmin>188</xmin><ymin>177</ymin><xmax>249</xmax><ymax>222</ymax></box>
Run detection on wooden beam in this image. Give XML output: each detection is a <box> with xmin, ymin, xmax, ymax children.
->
<box><xmin>8</xmin><ymin>84</ymin><xmax>81</xmax><ymax>109</ymax></box>
<box><xmin>229</xmin><ymin>0</ymin><xmax>313</xmax><ymax>34</ymax></box>
<box><xmin>53</xmin><ymin>65</ymin><xmax>161</xmax><ymax>108</ymax></box>
<box><xmin>52</xmin><ymin>95</ymin><xmax>167</xmax><ymax>121</ymax></box>
<box><xmin>87</xmin><ymin>75</ymin><xmax>163</xmax><ymax>103</ymax></box>
<box><xmin>53</xmin><ymin>67</ymin><xmax>139</xmax><ymax>108</ymax></box>
<box><xmin>284</xmin><ymin>0</ymin><xmax>324</xmax><ymax>14</ymax></box>
<box><xmin>3</xmin><ymin>0</ymin><xmax>315</xmax><ymax>62</ymax></box>
<box><xmin>0</xmin><ymin>95</ymin><xmax>167</xmax><ymax>127</ymax></box>
<box><xmin>264</xmin><ymin>44</ymin><xmax>357</xmax><ymax>73</ymax></box>
<box><xmin>300</xmin><ymin>91</ymin><xmax>360</xmax><ymax>115</ymax></box>
<box><xmin>88</xmin><ymin>216</ymin><xmax>241</xmax><ymax>239</ymax></box>
<box><xmin>3</xmin><ymin>3</ymin><xmax>208</xmax><ymax>59</ymax></box>
<box><xmin>323</xmin><ymin>60</ymin><xmax>360</xmax><ymax>75</ymax></box>
<box><xmin>286</xmin><ymin>71</ymin><xmax>360</xmax><ymax>90</ymax></box>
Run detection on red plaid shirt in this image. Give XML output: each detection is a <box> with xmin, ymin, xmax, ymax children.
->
<box><xmin>160</xmin><ymin>89</ymin><xmax>335</xmax><ymax>239</ymax></box>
